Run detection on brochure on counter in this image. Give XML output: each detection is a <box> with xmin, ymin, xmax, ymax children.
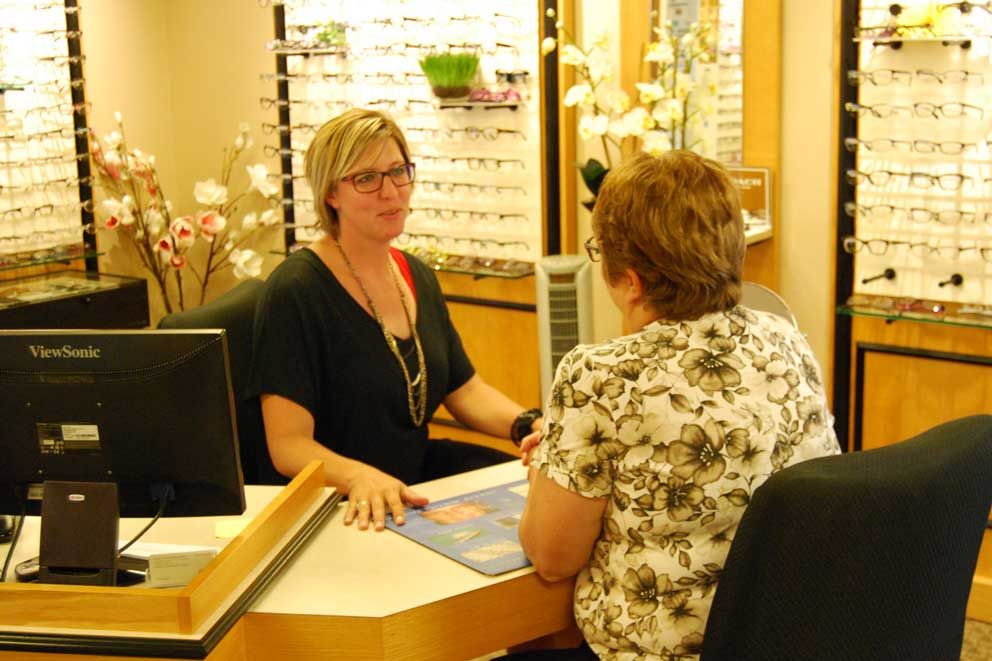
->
<box><xmin>385</xmin><ymin>479</ymin><xmax>531</xmax><ymax>575</ymax></box>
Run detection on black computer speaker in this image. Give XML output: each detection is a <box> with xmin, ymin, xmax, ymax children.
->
<box><xmin>38</xmin><ymin>481</ymin><xmax>119</xmax><ymax>586</ymax></box>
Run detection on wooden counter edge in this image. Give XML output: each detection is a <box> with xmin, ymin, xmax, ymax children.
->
<box><xmin>0</xmin><ymin>462</ymin><xmax>326</xmax><ymax>635</ymax></box>
<box><xmin>178</xmin><ymin>461</ymin><xmax>326</xmax><ymax>632</ymax></box>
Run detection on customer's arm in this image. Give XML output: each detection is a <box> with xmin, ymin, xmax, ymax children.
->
<box><xmin>444</xmin><ymin>373</ymin><xmax>539</xmax><ymax>441</ymax></box>
<box><xmin>519</xmin><ymin>467</ymin><xmax>607</xmax><ymax>582</ymax></box>
<box><xmin>261</xmin><ymin>394</ymin><xmax>428</xmax><ymax>530</ymax></box>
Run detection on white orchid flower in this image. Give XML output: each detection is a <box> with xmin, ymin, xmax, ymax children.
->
<box><xmin>606</xmin><ymin>89</ymin><xmax>631</xmax><ymax>114</ymax></box>
<box><xmin>246</xmin><ymin>164</ymin><xmax>280</xmax><ymax>198</ymax></box>
<box><xmin>641</xmin><ymin>130</ymin><xmax>673</xmax><ymax>157</ymax></box>
<box><xmin>586</xmin><ymin>50</ymin><xmax>612</xmax><ymax>84</ymax></box>
<box><xmin>652</xmin><ymin>99</ymin><xmax>684</xmax><ymax>125</ymax></box>
<box><xmin>578</xmin><ymin>114</ymin><xmax>609</xmax><ymax>141</ymax></box>
<box><xmin>560</xmin><ymin>44</ymin><xmax>586</xmax><ymax>66</ymax></box>
<box><xmin>563</xmin><ymin>83</ymin><xmax>595</xmax><ymax>108</ymax></box>
<box><xmin>608</xmin><ymin>118</ymin><xmax>630</xmax><ymax>139</ymax></box>
<box><xmin>193</xmin><ymin>178</ymin><xmax>228</xmax><ymax>206</ymax></box>
<box><xmin>635</xmin><ymin>82</ymin><xmax>667</xmax><ymax>104</ymax></box>
<box><xmin>541</xmin><ymin>37</ymin><xmax>557</xmax><ymax>55</ymax></box>
<box><xmin>644</xmin><ymin>40</ymin><xmax>674</xmax><ymax>65</ymax></box>
<box><xmin>621</xmin><ymin>107</ymin><xmax>654</xmax><ymax>137</ymax></box>
<box><xmin>230</xmin><ymin>248</ymin><xmax>263</xmax><ymax>279</ymax></box>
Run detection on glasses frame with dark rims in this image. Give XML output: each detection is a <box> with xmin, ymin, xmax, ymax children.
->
<box><xmin>340</xmin><ymin>163</ymin><xmax>416</xmax><ymax>194</ymax></box>
<box><xmin>584</xmin><ymin>236</ymin><xmax>602</xmax><ymax>262</ymax></box>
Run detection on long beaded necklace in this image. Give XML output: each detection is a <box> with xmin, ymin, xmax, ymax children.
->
<box><xmin>333</xmin><ymin>237</ymin><xmax>428</xmax><ymax>427</ymax></box>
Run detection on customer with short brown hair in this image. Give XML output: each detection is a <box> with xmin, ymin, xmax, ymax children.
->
<box><xmin>514</xmin><ymin>150</ymin><xmax>839</xmax><ymax>660</ymax></box>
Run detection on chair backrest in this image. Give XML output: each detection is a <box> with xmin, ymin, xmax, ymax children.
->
<box><xmin>740</xmin><ymin>281</ymin><xmax>798</xmax><ymax>328</ymax></box>
<box><xmin>701</xmin><ymin>415</ymin><xmax>992</xmax><ymax>661</ymax></box>
<box><xmin>158</xmin><ymin>279</ymin><xmax>285</xmax><ymax>485</ymax></box>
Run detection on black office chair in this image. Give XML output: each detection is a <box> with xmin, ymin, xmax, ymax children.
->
<box><xmin>701</xmin><ymin>415</ymin><xmax>992</xmax><ymax>661</ymax></box>
<box><xmin>158</xmin><ymin>279</ymin><xmax>286</xmax><ymax>485</ymax></box>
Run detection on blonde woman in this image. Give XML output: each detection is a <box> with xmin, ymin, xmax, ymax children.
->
<box><xmin>248</xmin><ymin>109</ymin><xmax>540</xmax><ymax>532</ymax></box>
<box><xmin>514</xmin><ymin>151</ymin><xmax>839</xmax><ymax>659</ymax></box>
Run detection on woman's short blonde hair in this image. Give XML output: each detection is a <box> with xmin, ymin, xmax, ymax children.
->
<box><xmin>592</xmin><ymin>150</ymin><xmax>746</xmax><ymax>320</ymax></box>
<box><xmin>303</xmin><ymin>108</ymin><xmax>411</xmax><ymax>237</ymax></box>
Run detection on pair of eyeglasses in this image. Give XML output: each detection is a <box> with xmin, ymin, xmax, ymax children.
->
<box><xmin>846</xmin><ymin>169</ymin><xmax>971</xmax><ymax>191</ymax></box>
<box><xmin>263</xmin><ymin>145</ymin><xmax>306</xmax><ymax>158</ymax></box>
<box><xmin>584</xmin><ymin>236</ymin><xmax>601</xmax><ymax>262</ymax></box>
<box><xmin>846</xmin><ymin>69</ymin><xmax>912</xmax><ymax>85</ymax></box>
<box><xmin>418</xmin><ymin>180</ymin><xmax>526</xmax><ymax>196</ymax></box>
<box><xmin>261</xmin><ymin>122</ymin><xmax>320</xmax><ymax>135</ymax></box>
<box><xmin>259</xmin><ymin>72</ymin><xmax>354</xmax><ymax>83</ymax></box>
<box><xmin>843</xmin><ymin>137</ymin><xmax>977</xmax><ymax>155</ymax></box>
<box><xmin>842</xmin><ymin>236</ymin><xmax>909</xmax><ymax>255</ymax></box>
<box><xmin>340</xmin><ymin>163</ymin><xmax>415</xmax><ymax>194</ymax></box>
<box><xmin>845</xmin><ymin>202</ymin><xmax>983</xmax><ymax>225</ymax></box>
<box><xmin>844</xmin><ymin>101</ymin><xmax>985</xmax><ymax>119</ymax></box>
<box><xmin>917</xmin><ymin>68</ymin><xmax>984</xmax><ymax>84</ymax></box>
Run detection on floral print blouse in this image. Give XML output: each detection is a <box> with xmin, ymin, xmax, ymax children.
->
<box><xmin>532</xmin><ymin>306</ymin><xmax>840</xmax><ymax>660</ymax></box>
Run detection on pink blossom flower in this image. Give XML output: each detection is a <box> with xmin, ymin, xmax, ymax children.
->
<box><xmin>169</xmin><ymin>217</ymin><xmax>195</xmax><ymax>248</ymax></box>
<box><xmin>170</xmin><ymin>253</ymin><xmax>186</xmax><ymax>269</ymax></box>
<box><xmin>154</xmin><ymin>237</ymin><xmax>174</xmax><ymax>258</ymax></box>
<box><xmin>196</xmin><ymin>210</ymin><xmax>227</xmax><ymax>240</ymax></box>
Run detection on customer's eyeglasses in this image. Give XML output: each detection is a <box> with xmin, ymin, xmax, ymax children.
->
<box><xmin>584</xmin><ymin>236</ymin><xmax>601</xmax><ymax>262</ymax></box>
<box><xmin>340</xmin><ymin>163</ymin><xmax>415</xmax><ymax>193</ymax></box>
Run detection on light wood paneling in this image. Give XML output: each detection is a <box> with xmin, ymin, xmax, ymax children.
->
<box><xmin>860</xmin><ymin>352</ymin><xmax>992</xmax><ymax>451</ymax></box>
<box><xmin>847</xmin><ymin>316</ymin><xmax>992</xmax><ymax>448</ymax></box>
<box><xmin>742</xmin><ymin>0</ymin><xmax>782</xmax><ymax>290</ymax></box>
<box><xmin>435</xmin><ymin>271</ymin><xmax>536</xmax><ymax>306</ymax></box>
<box><xmin>446</xmin><ymin>300</ymin><xmax>540</xmax><ymax>408</ymax></box>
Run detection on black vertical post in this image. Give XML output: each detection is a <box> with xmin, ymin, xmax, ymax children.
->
<box><xmin>542</xmin><ymin>0</ymin><xmax>561</xmax><ymax>256</ymax></box>
<box><xmin>832</xmin><ymin>0</ymin><xmax>859</xmax><ymax>451</ymax></box>
<box><xmin>64</xmin><ymin>0</ymin><xmax>95</xmax><ymax>272</ymax></box>
<box><xmin>273</xmin><ymin>4</ymin><xmax>295</xmax><ymax>251</ymax></box>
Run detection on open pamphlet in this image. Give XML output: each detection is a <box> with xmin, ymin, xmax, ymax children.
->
<box><xmin>118</xmin><ymin>541</ymin><xmax>218</xmax><ymax>588</ymax></box>
<box><xmin>385</xmin><ymin>479</ymin><xmax>531</xmax><ymax>575</ymax></box>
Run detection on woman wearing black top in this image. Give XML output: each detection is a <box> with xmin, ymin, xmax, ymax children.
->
<box><xmin>248</xmin><ymin>109</ymin><xmax>540</xmax><ymax>532</ymax></box>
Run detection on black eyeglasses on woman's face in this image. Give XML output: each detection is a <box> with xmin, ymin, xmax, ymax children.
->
<box><xmin>341</xmin><ymin>163</ymin><xmax>416</xmax><ymax>193</ymax></box>
<box><xmin>584</xmin><ymin>236</ymin><xmax>602</xmax><ymax>262</ymax></box>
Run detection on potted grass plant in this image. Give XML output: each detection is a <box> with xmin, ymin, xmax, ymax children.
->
<box><xmin>419</xmin><ymin>52</ymin><xmax>480</xmax><ymax>99</ymax></box>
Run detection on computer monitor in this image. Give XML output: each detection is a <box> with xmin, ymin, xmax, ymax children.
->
<box><xmin>0</xmin><ymin>329</ymin><xmax>246</xmax><ymax>518</ymax></box>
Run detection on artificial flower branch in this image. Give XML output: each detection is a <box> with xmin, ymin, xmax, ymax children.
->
<box><xmin>89</xmin><ymin>113</ymin><xmax>281</xmax><ymax>313</ymax></box>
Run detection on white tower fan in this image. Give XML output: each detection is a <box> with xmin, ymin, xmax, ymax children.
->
<box><xmin>536</xmin><ymin>255</ymin><xmax>594</xmax><ymax>403</ymax></box>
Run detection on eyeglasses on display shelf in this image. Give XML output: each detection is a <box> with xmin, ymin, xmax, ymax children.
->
<box><xmin>845</xmin><ymin>168</ymin><xmax>972</xmax><ymax>190</ymax></box>
<box><xmin>395</xmin><ymin>231</ymin><xmax>534</xmax><ymax>279</ymax></box>
<box><xmin>844</xmin><ymin>202</ymin><xmax>984</xmax><ymax>225</ymax></box>
<box><xmin>843</xmin><ymin>137</ymin><xmax>981</xmax><ymax>154</ymax></box>
<box><xmin>263</xmin><ymin>0</ymin><xmax>545</xmax><ymax>271</ymax></box>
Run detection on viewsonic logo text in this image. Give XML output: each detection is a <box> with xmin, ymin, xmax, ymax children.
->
<box><xmin>28</xmin><ymin>345</ymin><xmax>102</xmax><ymax>359</ymax></box>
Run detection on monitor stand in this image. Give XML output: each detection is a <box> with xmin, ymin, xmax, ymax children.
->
<box><xmin>38</xmin><ymin>481</ymin><xmax>120</xmax><ymax>586</ymax></box>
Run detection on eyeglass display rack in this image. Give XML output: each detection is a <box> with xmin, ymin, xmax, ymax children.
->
<box><xmin>262</xmin><ymin>0</ymin><xmax>561</xmax><ymax>280</ymax></box>
<box><xmin>832</xmin><ymin>0</ymin><xmax>992</xmax><ymax>450</ymax></box>
<box><xmin>0</xmin><ymin>0</ymin><xmax>98</xmax><ymax>276</ymax></box>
